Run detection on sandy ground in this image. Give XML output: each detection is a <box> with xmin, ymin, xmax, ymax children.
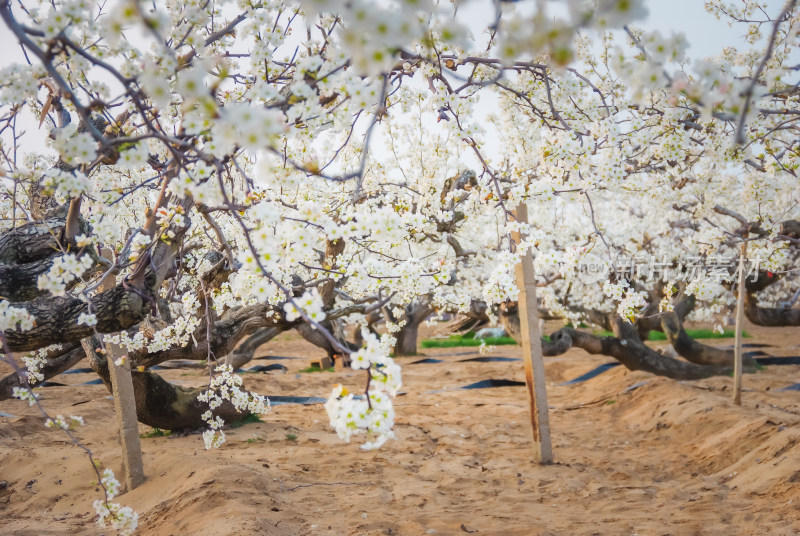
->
<box><xmin>1</xmin><ymin>321</ymin><xmax>800</xmax><ymax>536</ymax></box>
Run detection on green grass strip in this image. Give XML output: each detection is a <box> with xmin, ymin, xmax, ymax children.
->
<box><xmin>139</xmin><ymin>427</ymin><xmax>171</xmax><ymax>438</ymax></box>
<box><xmin>595</xmin><ymin>328</ymin><xmax>750</xmax><ymax>340</ymax></box>
<box><xmin>419</xmin><ymin>329</ymin><xmax>557</xmax><ymax>349</ymax></box>
<box><xmin>421</xmin><ymin>336</ymin><xmax>518</xmax><ymax>348</ymax></box>
<box><xmin>298</xmin><ymin>366</ymin><xmax>335</xmax><ymax>373</ymax></box>
<box><xmin>230</xmin><ymin>413</ymin><xmax>263</xmax><ymax>428</ymax></box>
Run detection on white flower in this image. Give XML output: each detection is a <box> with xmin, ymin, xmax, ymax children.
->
<box><xmin>140</xmin><ymin>63</ymin><xmax>172</xmax><ymax>109</ymax></box>
<box><xmin>176</xmin><ymin>66</ymin><xmax>208</xmax><ymax>100</ymax></box>
<box><xmin>0</xmin><ymin>300</ymin><xmax>35</xmax><ymax>332</ymax></box>
<box><xmin>93</xmin><ymin>470</ymin><xmax>138</xmax><ymax>536</ymax></box>
<box><xmin>12</xmin><ymin>386</ymin><xmax>39</xmax><ymax>406</ymax></box>
<box><xmin>37</xmin><ymin>254</ymin><xmax>94</xmax><ymax>297</ymax></box>
<box><xmin>78</xmin><ymin>313</ymin><xmax>98</xmax><ymax>327</ymax></box>
<box><xmin>197</xmin><ymin>364</ymin><xmax>270</xmax><ymax>450</ymax></box>
<box><xmin>50</xmin><ymin>125</ymin><xmax>97</xmax><ymax>165</ymax></box>
<box><xmin>592</xmin><ymin>0</ymin><xmax>649</xmax><ymax>28</ymax></box>
<box><xmin>283</xmin><ymin>289</ymin><xmax>326</xmax><ymax>323</ymax></box>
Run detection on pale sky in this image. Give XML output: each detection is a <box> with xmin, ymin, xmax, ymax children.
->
<box><xmin>0</xmin><ymin>0</ymin><xmax>793</xmax><ymax>162</ymax></box>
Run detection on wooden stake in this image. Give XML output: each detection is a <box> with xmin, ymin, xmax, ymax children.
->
<box><xmin>98</xmin><ymin>264</ymin><xmax>145</xmax><ymax>490</ymax></box>
<box><xmin>512</xmin><ymin>203</ymin><xmax>553</xmax><ymax>463</ymax></box>
<box><xmin>106</xmin><ymin>341</ymin><xmax>145</xmax><ymax>489</ymax></box>
<box><xmin>733</xmin><ymin>241</ymin><xmax>747</xmax><ymax>406</ymax></box>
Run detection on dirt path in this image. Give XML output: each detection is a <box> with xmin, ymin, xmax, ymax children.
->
<box><xmin>1</xmin><ymin>323</ymin><xmax>799</xmax><ymax>535</ymax></box>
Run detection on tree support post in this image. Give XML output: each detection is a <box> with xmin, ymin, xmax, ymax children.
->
<box><xmin>512</xmin><ymin>203</ymin><xmax>553</xmax><ymax>463</ymax></box>
<box><xmin>106</xmin><ymin>340</ymin><xmax>146</xmax><ymax>489</ymax></box>
<box><xmin>733</xmin><ymin>241</ymin><xmax>747</xmax><ymax>406</ymax></box>
<box><xmin>97</xmin><ymin>265</ymin><xmax>145</xmax><ymax>489</ymax></box>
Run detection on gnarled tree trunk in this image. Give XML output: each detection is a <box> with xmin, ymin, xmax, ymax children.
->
<box><xmin>86</xmin><ymin>341</ymin><xmax>251</xmax><ymax>430</ymax></box>
<box><xmin>393</xmin><ymin>303</ymin><xmax>433</xmax><ymax>356</ymax></box>
<box><xmin>5</xmin><ymin>285</ymin><xmax>148</xmax><ymax>352</ymax></box>
<box><xmin>0</xmin><ymin>343</ymin><xmax>84</xmax><ymax>400</ymax></box>
<box><xmin>224</xmin><ymin>327</ymin><xmax>283</xmax><ymax>370</ymax></box>
<box><xmin>744</xmin><ymin>292</ymin><xmax>800</xmax><ymax>326</ymax></box>
<box><xmin>548</xmin><ymin>320</ymin><xmax>736</xmax><ymax>380</ymax></box>
<box><xmin>498</xmin><ymin>302</ymin><xmax>571</xmax><ymax>356</ymax></box>
<box><xmin>659</xmin><ymin>312</ymin><xmax>756</xmax><ymax>367</ymax></box>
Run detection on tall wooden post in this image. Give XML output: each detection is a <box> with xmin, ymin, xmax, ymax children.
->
<box><xmin>733</xmin><ymin>241</ymin><xmax>747</xmax><ymax>406</ymax></box>
<box><xmin>106</xmin><ymin>340</ymin><xmax>146</xmax><ymax>489</ymax></box>
<box><xmin>98</xmin><ymin>264</ymin><xmax>145</xmax><ymax>489</ymax></box>
<box><xmin>512</xmin><ymin>203</ymin><xmax>553</xmax><ymax>463</ymax></box>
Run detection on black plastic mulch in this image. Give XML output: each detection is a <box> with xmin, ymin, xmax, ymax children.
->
<box><xmin>756</xmin><ymin>356</ymin><xmax>800</xmax><ymax>366</ymax></box>
<box><xmin>460</xmin><ymin>356</ymin><xmax>522</xmax><ymax>363</ymax></box>
<box><xmin>460</xmin><ymin>379</ymin><xmax>526</xmax><ymax>390</ymax></box>
<box><xmin>242</xmin><ymin>364</ymin><xmax>288</xmax><ymax>373</ymax></box>
<box><xmin>268</xmin><ymin>396</ymin><xmax>327</xmax><ymax>406</ymax></box>
<box><xmin>409</xmin><ymin>356</ymin><xmax>521</xmax><ymax>365</ymax></box>
<box><xmin>561</xmin><ymin>362</ymin><xmax>621</xmax><ymax>385</ymax></box>
<box><xmin>410</xmin><ymin>358</ymin><xmax>444</xmax><ymax>364</ymax></box>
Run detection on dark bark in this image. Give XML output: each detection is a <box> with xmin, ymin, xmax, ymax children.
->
<box><xmin>497</xmin><ymin>302</ymin><xmax>571</xmax><ymax>356</ymax></box>
<box><xmin>393</xmin><ymin>304</ymin><xmax>433</xmax><ymax>356</ymax></box>
<box><xmin>319</xmin><ymin>238</ymin><xmax>345</xmax><ymax>306</ymax></box>
<box><xmin>744</xmin><ymin>292</ymin><xmax>800</xmax><ymax>326</ymax></box>
<box><xmin>0</xmin><ymin>342</ymin><xmax>84</xmax><ymax>400</ymax></box>
<box><xmin>659</xmin><ymin>312</ymin><xmax>755</xmax><ymax>367</ymax></box>
<box><xmin>353</xmin><ymin>311</ymin><xmax>382</xmax><ymax>347</ymax></box>
<box><xmin>296</xmin><ymin>320</ymin><xmax>358</xmax><ymax>358</ymax></box>
<box><xmin>0</xmin><ymin>211</ymin><xmax>67</xmax><ymax>265</ymax></box>
<box><xmin>224</xmin><ymin>326</ymin><xmax>283</xmax><ymax>369</ymax></box>
<box><xmin>0</xmin><ymin>258</ymin><xmax>57</xmax><ymax>302</ymax></box>
<box><xmin>548</xmin><ymin>322</ymin><xmax>734</xmax><ymax>380</ymax></box>
<box><xmin>133</xmin><ymin>303</ymin><xmax>290</xmax><ymax>369</ymax></box>
<box><xmin>634</xmin><ymin>293</ymin><xmax>696</xmax><ymax>340</ymax></box>
<box><xmin>87</xmin><ymin>344</ymin><xmax>250</xmax><ymax>430</ymax></box>
<box><xmin>779</xmin><ymin>220</ymin><xmax>800</xmax><ymax>239</ymax></box>
<box><xmin>742</xmin><ymin>270</ymin><xmax>800</xmax><ymax>326</ymax></box>
<box><xmin>4</xmin><ymin>284</ymin><xmax>148</xmax><ymax>352</ymax></box>
<box><xmin>0</xmin><ymin>210</ymin><xmax>96</xmax><ymax>302</ymax></box>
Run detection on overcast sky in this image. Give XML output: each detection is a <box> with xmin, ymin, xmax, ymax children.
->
<box><xmin>0</xmin><ymin>0</ymin><xmax>791</xmax><ymax>161</ymax></box>
<box><xmin>0</xmin><ymin>1</ymin><xmax>786</xmax><ymax>69</ymax></box>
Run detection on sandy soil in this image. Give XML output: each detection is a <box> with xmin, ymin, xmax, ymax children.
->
<box><xmin>1</xmin><ymin>321</ymin><xmax>800</xmax><ymax>536</ymax></box>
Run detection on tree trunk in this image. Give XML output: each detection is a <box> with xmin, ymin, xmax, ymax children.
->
<box><xmin>394</xmin><ymin>320</ymin><xmax>422</xmax><ymax>356</ymax></box>
<box><xmin>319</xmin><ymin>238</ymin><xmax>345</xmax><ymax>306</ymax></box>
<box><xmin>224</xmin><ymin>327</ymin><xmax>283</xmax><ymax>370</ymax></box>
<box><xmin>86</xmin><ymin>341</ymin><xmax>251</xmax><ymax>430</ymax></box>
<box><xmin>5</xmin><ymin>285</ymin><xmax>148</xmax><ymax>352</ymax></box>
<box><xmin>0</xmin><ymin>343</ymin><xmax>84</xmax><ymax>400</ymax></box>
<box><xmin>635</xmin><ymin>294</ymin><xmax>696</xmax><ymax>340</ymax></box>
<box><xmin>132</xmin><ymin>303</ymin><xmax>291</xmax><ymax>369</ymax></box>
<box><xmin>498</xmin><ymin>302</ymin><xmax>571</xmax><ymax>356</ymax></box>
<box><xmin>744</xmin><ymin>292</ymin><xmax>800</xmax><ymax>326</ymax></box>
<box><xmin>547</xmin><ymin>318</ymin><xmax>738</xmax><ymax>380</ymax></box>
<box><xmin>393</xmin><ymin>304</ymin><xmax>433</xmax><ymax>356</ymax></box>
<box><xmin>659</xmin><ymin>312</ymin><xmax>756</xmax><ymax>367</ymax></box>
<box><xmin>0</xmin><ymin>210</ymin><xmax>69</xmax><ymax>264</ymax></box>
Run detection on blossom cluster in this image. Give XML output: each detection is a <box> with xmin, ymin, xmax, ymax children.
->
<box><xmin>44</xmin><ymin>414</ymin><xmax>85</xmax><ymax>430</ymax></box>
<box><xmin>325</xmin><ymin>330</ymin><xmax>401</xmax><ymax>450</ymax></box>
<box><xmin>21</xmin><ymin>345</ymin><xmax>63</xmax><ymax>384</ymax></box>
<box><xmin>40</xmin><ymin>169</ymin><xmax>91</xmax><ymax>202</ymax></box>
<box><xmin>93</xmin><ymin>469</ymin><xmax>139</xmax><ymax>536</ymax></box>
<box><xmin>283</xmin><ymin>288</ymin><xmax>326</xmax><ymax>324</ymax></box>
<box><xmin>50</xmin><ymin>124</ymin><xmax>98</xmax><ymax>166</ymax></box>
<box><xmin>197</xmin><ymin>365</ymin><xmax>271</xmax><ymax>450</ymax></box>
<box><xmin>603</xmin><ymin>281</ymin><xmax>648</xmax><ymax>322</ymax></box>
<box><xmin>37</xmin><ymin>253</ymin><xmax>95</xmax><ymax>297</ymax></box>
<box><xmin>0</xmin><ymin>300</ymin><xmax>35</xmax><ymax>332</ymax></box>
<box><xmin>11</xmin><ymin>386</ymin><xmax>39</xmax><ymax>406</ymax></box>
